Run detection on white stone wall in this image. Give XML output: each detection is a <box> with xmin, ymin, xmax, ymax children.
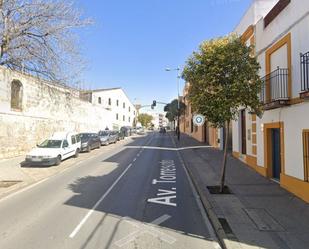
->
<box><xmin>0</xmin><ymin>67</ymin><xmax>113</xmax><ymax>159</ymax></box>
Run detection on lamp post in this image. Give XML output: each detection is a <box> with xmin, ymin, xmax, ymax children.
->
<box><xmin>165</xmin><ymin>67</ymin><xmax>181</xmax><ymax>141</ymax></box>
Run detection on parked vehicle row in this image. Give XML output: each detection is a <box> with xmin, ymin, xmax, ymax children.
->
<box><xmin>25</xmin><ymin>127</ymin><xmax>145</xmax><ymax>167</ymax></box>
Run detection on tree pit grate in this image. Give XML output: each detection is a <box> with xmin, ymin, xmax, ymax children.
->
<box><xmin>207</xmin><ymin>185</ymin><xmax>233</xmax><ymax>194</ymax></box>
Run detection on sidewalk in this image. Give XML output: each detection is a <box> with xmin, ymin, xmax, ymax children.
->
<box><xmin>173</xmin><ymin>133</ymin><xmax>309</xmax><ymax>249</ymax></box>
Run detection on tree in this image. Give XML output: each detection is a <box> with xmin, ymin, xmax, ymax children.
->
<box><xmin>164</xmin><ymin>99</ymin><xmax>186</xmax><ymax>139</ymax></box>
<box><xmin>0</xmin><ymin>0</ymin><xmax>91</xmax><ymax>85</ymax></box>
<box><xmin>137</xmin><ymin>113</ymin><xmax>153</xmax><ymax>127</ymax></box>
<box><xmin>164</xmin><ymin>99</ymin><xmax>186</xmax><ymax>121</ymax></box>
<box><xmin>182</xmin><ymin>35</ymin><xmax>262</xmax><ymax>192</ymax></box>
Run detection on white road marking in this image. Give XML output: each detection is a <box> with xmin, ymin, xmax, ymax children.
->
<box><xmin>133</xmin><ymin>158</ymin><xmax>137</xmax><ymax>162</ymax></box>
<box><xmin>125</xmin><ymin>145</ymin><xmax>211</xmax><ymax>151</ymax></box>
<box><xmin>114</xmin><ymin>215</ymin><xmax>175</xmax><ymax>247</ymax></box>
<box><xmin>69</xmin><ymin>163</ymin><xmax>133</xmax><ymax>238</ymax></box>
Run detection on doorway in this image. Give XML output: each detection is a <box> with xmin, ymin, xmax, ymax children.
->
<box><xmin>241</xmin><ymin>110</ymin><xmax>247</xmax><ymax>154</ymax></box>
<box><xmin>271</xmin><ymin>128</ymin><xmax>281</xmax><ymax>181</ymax></box>
<box><xmin>264</xmin><ymin>122</ymin><xmax>284</xmax><ymax>181</ymax></box>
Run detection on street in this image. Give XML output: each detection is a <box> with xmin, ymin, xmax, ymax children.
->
<box><xmin>0</xmin><ymin>132</ymin><xmax>220</xmax><ymax>249</ymax></box>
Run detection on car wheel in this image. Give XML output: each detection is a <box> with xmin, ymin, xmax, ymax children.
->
<box><xmin>98</xmin><ymin>142</ymin><xmax>101</xmax><ymax>149</ymax></box>
<box><xmin>55</xmin><ymin>155</ymin><xmax>61</xmax><ymax>166</ymax></box>
<box><xmin>87</xmin><ymin>145</ymin><xmax>91</xmax><ymax>152</ymax></box>
<box><xmin>74</xmin><ymin>149</ymin><xmax>79</xmax><ymax>158</ymax></box>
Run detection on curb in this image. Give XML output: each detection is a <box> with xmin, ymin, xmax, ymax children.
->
<box><xmin>169</xmin><ymin>133</ymin><xmax>231</xmax><ymax>249</ymax></box>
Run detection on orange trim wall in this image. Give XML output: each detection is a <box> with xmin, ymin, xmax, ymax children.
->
<box><xmin>265</xmin><ymin>33</ymin><xmax>292</xmax><ymax>99</ymax></box>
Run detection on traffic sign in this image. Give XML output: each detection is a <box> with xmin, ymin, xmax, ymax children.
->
<box><xmin>193</xmin><ymin>114</ymin><xmax>205</xmax><ymax>126</ymax></box>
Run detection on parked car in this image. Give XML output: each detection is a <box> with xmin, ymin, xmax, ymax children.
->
<box><xmin>136</xmin><ymin>127</ymin><xmax>145</xmax><ymax>135</ymax></box>
<box><xmin>25</xmin><ymin>132</ymin><xmax>80</xmax><ymax>166</ymax></box>
<box><xmin>98</xmin><ymin>130</ymin><xmax>118</xmax><ymax>145</ymax></box>
<box><xmin>117</xmin><ymin>130</ymin><xmax>125</xmax><ymax>140</ymax></box>
<box><xmin>109</xmin><ymin>131</ymin><xmax>118</xmax><ymax>143</ymax></box>
<box><xmin>120</xmin><ymin>126</ymin><xmax>132</xmax><ymax>137</ymax></box>
<box><xmin>79</xmin><ymin>133</ymin><xmax>101</xmax><ymax>152</ymax></box>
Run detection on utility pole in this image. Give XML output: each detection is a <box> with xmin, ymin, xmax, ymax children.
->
<box><xmin>165</xmin><ymin>67</ymin><xmax>181</xmax><ymax>141</ymax></box>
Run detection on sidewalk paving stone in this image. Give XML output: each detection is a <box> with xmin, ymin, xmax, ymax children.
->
<box><xmin>173</xmin><ymin>132</ymin><xmax>309</xmax><ymax>249</ymax></box>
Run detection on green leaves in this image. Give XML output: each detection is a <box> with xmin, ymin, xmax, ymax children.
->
<box><xmin>182</xmin><ymin>35</ymin><xmax>262</xmax><ymax>128</ymax></box>
<box><xmin>137</xmin><ymin>113</ymin><xmax>153</xmax><ymax>127</ymax></box>
<box><xmin>164</xmin><ymin>99</ymin><xmax>186</xmax><ymax>122</ymax></box>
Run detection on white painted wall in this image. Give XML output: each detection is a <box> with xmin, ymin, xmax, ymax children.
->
<box><xmin>256</xmin><ymin>102</ymin><xmax>309</xmax><ymax>180</ymax></box>
<box><xmin>91</xmin><ymin>89</ymin><xmax>137</xmax><ymax>129</ymax></box>
<box><xmin>270</xmin><ymin>44</ymin><xmax>288</xmax><ymax>71</ymax></box>
<box><xmin>232</xmin><ymin>0</ymin><xmax>309</xmax><ymax>182</ymax></box>
<box><xmin>234</xmin><ymin>0</ymin><xmax>278</xmax><ymax>34</ymax></box>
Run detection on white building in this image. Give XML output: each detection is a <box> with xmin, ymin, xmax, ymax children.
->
<box><xmin>232</xmin><ymin>0</ymin><xmax>309</xmax><ymax>203</ymax></box>
<box><xmin>0</xmin><ymin>67</ymin><xmax>113</xmax><ymax>159</ymax></box>
<box><xmin>80</xmin><ymin>88</ymin><xmax>137</xmax><ymax>130</ymax></box>
<box><xmin>140</xmin><ymin>111</ymin><xmax>168</xmax><ymax>129</ymax></box>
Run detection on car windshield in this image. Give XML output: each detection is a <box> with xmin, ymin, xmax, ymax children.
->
<box><xmin>99</xmin><ymin>131</ymin><xmax>109</xmax><ymax>136</ymax></box>
<box><xmin>79</xmin><ymin>133</ymin><xmax>92</xmax><ymax>142</ymax></box>
<box><xmin>38</xmin><ymin>140</ymin><xmax>62</xmax><ymax>148</ymax></box>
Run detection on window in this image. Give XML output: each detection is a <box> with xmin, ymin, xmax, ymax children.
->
<box><xmin>129</xmin><ymin>106</ymin><xmax>131</xmax><ymax>112</ymax></box>
<box><xmin>123</xmin><ymin>102</ymin><xmax>125</xmax><ymax>108</ymax></box>
<box><xmin>129</xmin><ymin>117</ymin><xmax>131</xmax><ymax>122</ymax></box>
<box><xmin>98</xmin><ymin>97</ymin><xmax>101</xmax><ymax>104</ymax></box>
<box><xmin>11</xmin><ymin>80</ymin><xmax>23</xmax><ymax>110</ymax></box>
<box><xmin>117</xmin><ymin>100</ymin><xmax>119</xmax><ymax>106</ymax></box>
<box><xmin>116</xmin><ymin>113</ymin><xmax>119</xmax><ymax>120</ymax></box>
<box><xmin>76</xmin><ymin>135</ymin><xmax>81</xmax><ymax>143</ymax></box>
<box><xmin>62</xmin><ymin>140</ymin><xmax>69</xmax><ymax>148</ymax></box>
<box><xmin>303</xmin><ymin>130</ymin><xmax>309</xmax><ymax>182</ymax></box>
<box><xmin>123</xmin><ymin>115</ymin><xmax>125</xmax><ymax>121</ymax></box>
<box><xmin>71</xmin><ymin>136</ymin><xmax>76</xmax><ymax>144</ymax></box>
<box><xmin>108</xmin><ymin>98</ymin><xmax>111</xmax><ymax>105</ymax></box>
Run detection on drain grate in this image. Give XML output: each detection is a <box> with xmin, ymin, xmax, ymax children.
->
<box><xmin>0</xmin><ymin>181</ymin><xmax>22</xmax><ymax>188</ymax></box>
<box><xmin>218</xmin><ymin>218</ymin><xmax>238</xmax><ymax>240</ymax></box>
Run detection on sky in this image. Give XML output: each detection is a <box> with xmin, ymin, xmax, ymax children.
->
<box><xmin>75</xmin><ymin>0</ymin><xmax>252</xmax><ymax>112</ymax></box>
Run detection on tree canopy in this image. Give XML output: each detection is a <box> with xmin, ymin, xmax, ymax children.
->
<box><xmin>164</xmin><ymin>99</ymin><xmax>186</xmax><ymax>122</ymax></box>
<box><xmin>182</xmin><ymin>35</ymin><xmax>262</xmax><ymax>128</ymax></box>
<box><xmin>0</xmin><ymin>0</ymin><xmax>91</xmax><ymax>85</ymax></box>
<box><xmin>137</xmin><ymin>113</ymin><xmax>153</xmax><ymax>127</ymax></box>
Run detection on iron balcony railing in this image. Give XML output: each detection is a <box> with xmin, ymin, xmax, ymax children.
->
<box><xmin>260</xmin><ymin>67</ymin><xmax>289</xmax><ymax>104</ymax></box>
<box><xmin>301</xmin><ymin>51</ymin><xmax>309</xmax><ymax>92</ymax></box>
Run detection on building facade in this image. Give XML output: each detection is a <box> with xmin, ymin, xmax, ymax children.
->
<box><xmin>0</xmin><ymin>67</ymin><xmax>113</xmax><ymax>159</ymax></box>
<box><xmin>232</xmin><ymin>0</ymin><xmax>309</xmax><ymax>202</ymax></box>
<box><xmin>80</xmin><ymin>88</ymin><xmax>137</xmax><ymax>130</ymax></box>
<box><xmin>180</xmin><ymin>82</ymin><xmax>221</xmax><ymax>148</ymax></box>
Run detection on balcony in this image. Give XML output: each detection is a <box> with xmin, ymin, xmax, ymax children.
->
<box><xmin>300</xmin><ymin>51</ymin><xmax>309</xmax><ymax>99</ymax></box>
<box><xmin>260</xmin><ymin>67</ymin><xmax>290</xmax><ymax>110</ymax></box>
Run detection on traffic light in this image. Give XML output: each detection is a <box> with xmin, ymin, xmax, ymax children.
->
<box><xmin>153</xmin><ymin>100</ymin><xmax>156</xmax><ymax>107</ymax></box>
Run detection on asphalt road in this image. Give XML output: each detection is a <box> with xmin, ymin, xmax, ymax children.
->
<box><xmin>0</xmin><ymin>132</ymin><xmax>221</xmax><ymax>249</ymax></box>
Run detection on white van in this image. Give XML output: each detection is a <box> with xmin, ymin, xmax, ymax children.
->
<box><xmin>25</xmin><ymin>132</ymin><xmax>81</xmax><ymax>166</ymax></box>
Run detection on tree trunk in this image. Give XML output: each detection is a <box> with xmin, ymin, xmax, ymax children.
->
<box><xmin>177</xmin><ymin>114</ymin><xmax>180</xmax><ymax>141</ymax></box>
<box><xmin>219</xmin><ymin>120</ymin><xmax>230</xmax><ymax>193</ymax></box>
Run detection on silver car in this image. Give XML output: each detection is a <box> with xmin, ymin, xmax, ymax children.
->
<box><xmin>98</xmin><ymin>130</ymin><xmax>118</xmax><ymax>145</ymax></box>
